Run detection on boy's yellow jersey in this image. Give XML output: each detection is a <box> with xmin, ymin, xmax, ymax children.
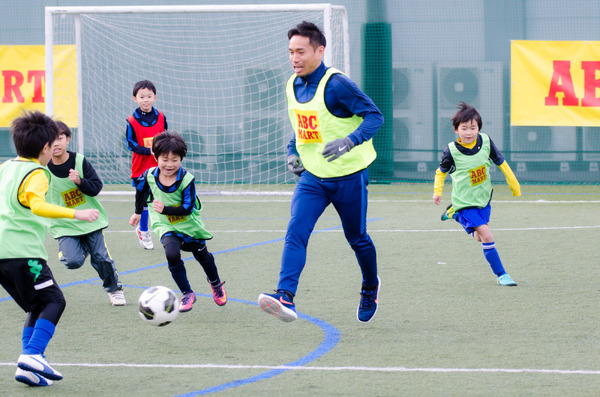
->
<box><xmin>15</xmin><ymin>158</ymin><xmax>75</xmax><ymax>219</ymax></box>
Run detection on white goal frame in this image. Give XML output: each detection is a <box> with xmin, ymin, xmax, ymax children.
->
<box><xmin>44</xmin><ymin>4</ymin><xmax>350</xmax><ymax>156</ymax></box>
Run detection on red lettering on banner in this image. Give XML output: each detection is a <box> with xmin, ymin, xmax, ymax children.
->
<box><xmin>2</xmin><ymin>70</ymin><xmax>45</xmax><ymax>103</ymax></box>
<box><xmin>581</xmin><ymin>61</ymin><xmax>600</xmax><ymax>107</ymax></box>
<box><xmin>545</xmin><ymin>61</ymin><xmax>579</xmax><ymax>106</ymax></box>
<box><xmin>308</xmin><ymin>115</ymin><xmax>318</xmax><ymax>130</ymax></box>
<box><xmin>545</xmin><ymin>60</ymin><xmax>600</xmax><ymax>107</ymax></box>
<box><xmin>28</xmin><ymin>70</ymin><xmax>45</xmax><ymax>103</ymax></box>
<box><xmin>2</xmin><ymin>71</ymin><xmax>25</xmax><ymax>103</ymax></box>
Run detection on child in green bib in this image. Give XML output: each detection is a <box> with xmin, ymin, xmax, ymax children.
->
<box><xmin>129</xmin><ymin>131</ymin><xmax>226</xmax><ymax>312</ymax></box>
<box><xmin>0</xmin><ymin>111</ymin><xmax>99</xmax><ymax>387</ymax></box>
<box><xmin>48</xmin><ymin>121</ymin><xmax>125</xmax><ymax>306</ymax></box>
<box><xmin>433</xmin><ymin>102</ymin><xmax>521</xmax><ymax>286</ymax></box>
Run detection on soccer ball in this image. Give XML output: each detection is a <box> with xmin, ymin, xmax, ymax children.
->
<box><xmin>138</xmin><ymin>286</ymin><xmax>179</xmax><ymax>326</ymax></box>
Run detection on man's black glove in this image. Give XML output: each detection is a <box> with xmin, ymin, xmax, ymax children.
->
<box><xmin>287</xmin><ymin>155</ymin><xmax>305</xmax><ymax>176</ymax></box>
<box><xmin>322</xmin><ymin>137</ymin><xmax>355</xmax><ymax>162</ymax></box>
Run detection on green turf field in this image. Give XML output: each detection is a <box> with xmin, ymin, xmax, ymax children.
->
<box><xmin>1</xmin><ymin>183</ymin><xmax>599</xmax><ymax>396</ymax></box>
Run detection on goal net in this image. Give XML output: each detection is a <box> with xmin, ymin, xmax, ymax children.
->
<box><xmin>45</xmin><ymin>4</ymin><xmax>349</xmax><ymax>189</ymax></box>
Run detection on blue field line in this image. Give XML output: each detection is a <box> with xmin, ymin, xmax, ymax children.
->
<box><xmin>170</xmin><ymin>220</ymin><xmax>382</xmax><ymax>396</ymax></box>
<box><xmin>174</xmin><ymin>307</ymin><xmax>341</xmax><ymax>397</ymax></box>
<box><xmin>0</xmin><ymin>218</ymin><xmax>383</xmax><ymax>395</ymax></box>
<box><xmin>0</xmin><ymin>217</ymin><xmax>383</xmax><ymax>302</ymax></box>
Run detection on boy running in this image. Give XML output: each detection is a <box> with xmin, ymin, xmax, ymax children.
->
<box><xmin>0</xmin><ymin>111</ymin><xmax>98</xmax><ymax>387</ymax></box>
<box><xmin>433</xmin><ymin>102</ymin><xmax>521</xmax><ymax>286</ymax></box>
<box><xmin>129</xmin><ymin>131</ymin><xmax>226</xmax><ymax>312</ymax></box>
<box><xmin>48</xmin><ymin>121</ymin><xmax>125</xmax><ymax>306</ymax></box>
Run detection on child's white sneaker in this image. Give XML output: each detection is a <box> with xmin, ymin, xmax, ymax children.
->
<box><xmin>15</xmin><ymin>368</ymin><xmax>54</xmax><ymax>387</ymax></box>
<box><xmin>136</xmin><ymin>226</ymin><xmax>154</xmax><ymax>250</ymax></box>
<box><xmin>108</xmin><ymin>289</ymin><xmax>126</xmax><ymax>306</ymax></box>
<box><xmin>17</xmin><ymin>354</ymin><xmax>63</xmax><ymax>381</ymax></box>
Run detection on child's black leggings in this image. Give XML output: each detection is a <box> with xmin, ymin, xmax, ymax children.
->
<box><xmin>162</xmin><ymin>234</ymin><xmax>219</xmax><ymax>282</ymax></box>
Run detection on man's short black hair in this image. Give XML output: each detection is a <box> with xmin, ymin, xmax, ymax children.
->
<box><xmin>452</xmin><ymin>101</ymin><xmax>483</xmax><ymax>131</ymax></box>
<box><xmin>11</xmin><ymin>110</ymin><xmax>59</xmax><ymax>158</ymax></box>
<box><xmin>133</xmin><ymin>80</ymin><xmax>157</xmax><ymax>96</ymax></box>
<box><xmin>288</xmin><ymin>21</ymin><xmax>326</xmax><ymax>49</ymax></box>
<box><xmin>152</xmin><ymin>131</ymin><xmax>187</xmax><ymax>160</ymax></box>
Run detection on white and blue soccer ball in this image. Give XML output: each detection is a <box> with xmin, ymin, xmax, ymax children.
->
<box><xmin>138</xmin><ymin>286</ymin><xmax>179</xmax><ymax>326</ymax></box>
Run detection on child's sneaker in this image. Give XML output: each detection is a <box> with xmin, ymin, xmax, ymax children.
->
<box><xmin>441</xmin><ymin>204</ymin><xmax>456</xmax><ymax>221</ymax></box>
<box><xmin>258</xmin><ymin>290</ymin><xmax>297</xmax><ymax>322</ymax></box>
<box><xmin>17</xmin><ymin>354</ymin><xmax>63</xmax><ymax>381</ymax></box>
<box><xmin>108</xmin><ymin>289</ymin><xmax>126</xmax><ymax>306</ymax></box>
<box><xmin>15</xmin><ymin>368</ymin><xmax>53</xmax><ymax>387</ymax></box>
<box><xmin>179</xmin><ymin>291</ymin><xmax>196</xmax><ymax>312</ymax></box>
<box><xmin>357</xmin><ymin>277</ymin><xmax>380</xmax><ymax>323</ymax></box>
<box><xmin>135</xmin><ymin>226</ymin><xmax>154</xmax><ymax>250</ymax></box>
<box><xmin>497</xmin><ymin>273</ymin><xmax>517</xmax><ymax>286</ymax></box>
<box><xmin>208</xmin><ymin>279</ymin><xmax>227</xmax><ymax>306</ymax></box>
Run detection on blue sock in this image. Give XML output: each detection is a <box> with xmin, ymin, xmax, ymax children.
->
<box><xmin>22</xmin><ymin>327</ymin><xmax>34</xmax><ymax>352</ymax></box>
<box><xmin>24</xmin><ymin>319</ymin><xmax>55</xmax><ymax>355</ymax></box>
<box><xmin>140</xmin><ymin>208</ymin><xmax>149</xmax><ymax>232</ymax></box>
<box><xmin>482</xmin><ymin>242</ymin><xmax>506</xmax><ymax>276</ymax></box>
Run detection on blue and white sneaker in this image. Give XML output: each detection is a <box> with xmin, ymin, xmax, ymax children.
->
<box><xmin>17</xmin><ymin>354</ymin><xmax>63</xmax><ymax>381</ymax></box>
<box><xmin>441</xmin><ymin>204</ymin><xmax>456</xmax><ymax>221</ymax></box>
<box><xmin>258</xmin><ymin>291</ymin><xmax>297</xmax><ymax>322</ymax></box>
<box><xmin>357</xmin><ymin>277</ymin><xmax>381</xmax><ymax>323</ymax></box>
<box><xmin>15</xmin><ymin>368</ymin><xmax>53</xmax><ymax>387</ymax></box>
<box><xmin>497</xmin><ymin>273</ymin><xmax>517</xmax><ymax>286</ymax></box>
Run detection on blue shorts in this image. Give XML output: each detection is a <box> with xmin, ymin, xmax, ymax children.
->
<box><xmin>455</xmin><ymin>204</ymin><xmax>492</xmax><ymax>235</ymax></box>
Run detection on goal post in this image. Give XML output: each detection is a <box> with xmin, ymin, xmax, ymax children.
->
<box><xmin>45</xmin><ymin>4</ymin><xmax>349</xmax><ymax>188</ymax></box>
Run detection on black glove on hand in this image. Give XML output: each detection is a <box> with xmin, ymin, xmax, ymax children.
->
<box><xmin>322</xmin><ymin>137</ymin><xmax>355</xmax><ymax>162</ymax></box>
<box><xmin>287</xmin><ymin>155</ymin><xmax>305</xmax><ymax>176</ymax></box>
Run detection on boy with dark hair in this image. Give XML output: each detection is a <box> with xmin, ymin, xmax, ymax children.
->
<box><xmin>126</xmin><ymin>79</ymin><xmax>168</xmax><ymax>250</ymax></box>
<box><xmin>48</xmin><ymin>120</ymin><xmax>126</xmax><ymax>306</ymax></box>
<box><xmin>129</xmin><ymin>131</ymin><xmax>227</xmax><ymax>312</ymax></box>
<box><xmin>0</xmin><ymin>111</ymin><xmax>98</xmax><ymax>387</ymax></box>
<box><xmin>433</xmin><ymin>102</ymin><xmax>521</xmax><ymax>286</ymax></box>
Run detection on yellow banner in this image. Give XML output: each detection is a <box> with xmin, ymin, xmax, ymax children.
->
<box><xmin>512</xmin><ymin>40</ymin><xmax>600</xmax><ymax>126</ymax></box>
<box><xmin>0</xmin><ymin>45</ymin><xmax>77</xmax><ymax>128</ymax></box>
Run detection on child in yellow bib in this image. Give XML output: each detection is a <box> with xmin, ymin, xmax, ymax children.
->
<box><xmin>0</xmin><ymin>111</ymin><xmax>99</xmax><ymax>387</ymax></box>
<box><xmin>129</xmin><ymin>132</ymin><xmax>226</xmax><ymax>312</ymax></box>
<box><xmin>433</xmin><ymin>102</ymin><xmax>521</xmax><ymax>287</ymax></box>
<box><xmin>48</xmin><ymin>121</ymin><xmax>125</xmax><ymax>306</ymax></box>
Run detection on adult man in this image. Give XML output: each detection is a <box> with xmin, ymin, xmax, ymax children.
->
<box><xmin>258</xmin><ymin>21</ymin><xmax>384</xmax><ymax>323</ymax></box>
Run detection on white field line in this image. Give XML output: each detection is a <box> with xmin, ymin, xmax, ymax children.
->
<box><xmin>97</xmin><ymin>191</ymin><xmax>600</xmax><ymax>205</ymax></box>
<box><xmin>103</xmin><ymin>225</ymin><xmax>600</xmax><ymax>233</ymax></box>
<box><xmin>100</xmin><ymin>199</ymin><xmax>295</xmax><ymax>203</ymax></box>
<box><xmin>0</xmin><ymin>361</ymin><xmax>599</xmax><ymax>375</ymax></box>
<box><xmin>99</xmin><ymin>198</ymin><xmax>600</xmax><ymax>204</ymax></box>
<box><xmin>99</xmin><ymin>191</ymin><xmax>294</xmax><ymax>197</ymax></box>
<box><xmin>369</xmin><ymin>200</ymin><xmax>600</xmax><ymax>204</ymax></box>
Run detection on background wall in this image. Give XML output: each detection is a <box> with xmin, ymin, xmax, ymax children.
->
<box><xmin>2</xmin><ymin>0</ymin><xmax>600</xmax><ymax>184</ymax></box>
